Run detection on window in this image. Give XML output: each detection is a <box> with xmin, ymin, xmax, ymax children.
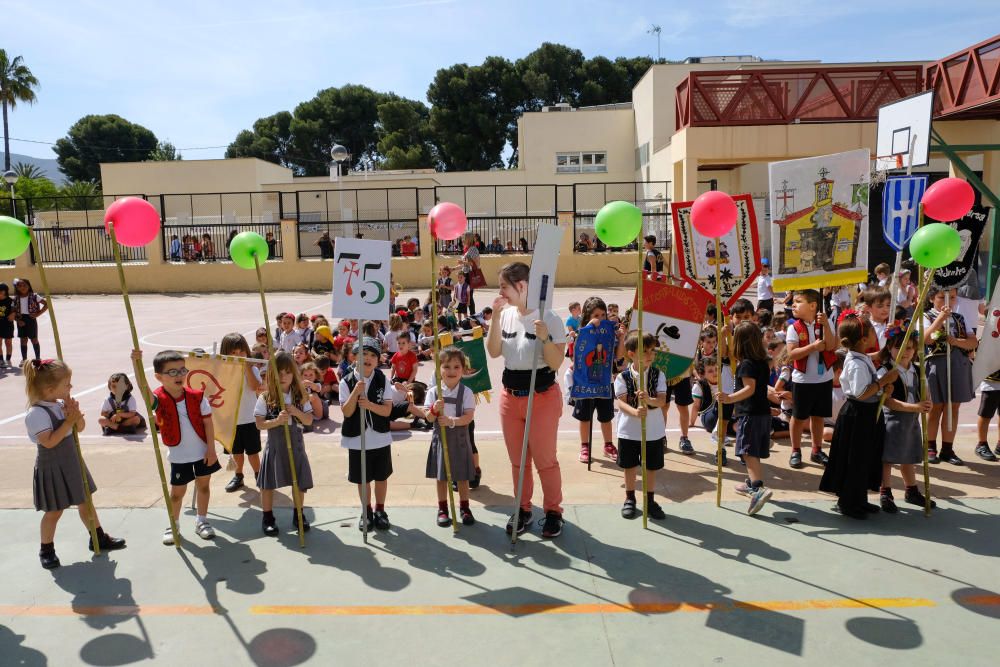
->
<box><xmin>556</xmin><ymin>151</ymin><xmax>607</xmax><ymax>173</ymax></box>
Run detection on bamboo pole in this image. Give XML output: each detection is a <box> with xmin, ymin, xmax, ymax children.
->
<box><xmin>28</xmin><ymin>228</ymin><xmax>101</xmax><ymax>555</ymax></box>
<box><xmin>430</xmin><ymin>249</ymin><xmax>459</xmax><ymax>532</ymax></box>
<box><xmin>637</xmin><ymin>252</ymin><xmax>648</xmax><ymax>529</ymax></box>
<box><xmin>918</xmin><ymin>267</ymin><xmax>932</xmax><ymax>517</ymax></box>
<box><xmin>107</xmin><ymin>223</ymin><xmax>180</xmax><ymax>548</ymax></box>
<box><xmin>715</xmin><ymin>238</ymin><xmax>724</xmax><ymax>508</ymax></box>
<box><xmin>253</xmin><ymin>255</ymin><xmax>305</xmax><ymax>547</ymax></box>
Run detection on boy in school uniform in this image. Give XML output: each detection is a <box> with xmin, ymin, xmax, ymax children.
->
<box><xmin>277</xmin><ymin>313</ymin><xmax>303</xmax><ymax>353</ymax></box>
<box><xmin>785</xmin><ymin>289</ymin><xmax>836</xmax><ymax>469</ymax></box>
<box><xmin>140</xmin><ymin>349</ymin><xmax>220</xmax><ymax>545</ymax></box>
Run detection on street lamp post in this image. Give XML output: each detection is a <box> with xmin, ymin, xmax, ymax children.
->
<box><xmin>330</xmin><ymin>143</ymin><xmax>351</xmax><ymax>236</ymax></box>
<box><xmin>3</xmin><ymin>170</ymin><xmax>17</xmax><ymax>221</ymax></box>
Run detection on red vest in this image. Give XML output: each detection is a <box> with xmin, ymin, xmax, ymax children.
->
<box><xmin>153</xmin><ymin>386</ymin><xmax>207</xmax><ymax>447</ymax></box>
<box><xmin>791</xmin><ymin>319</ymin><xmax>837</xmax><ymax>373</ymax></box>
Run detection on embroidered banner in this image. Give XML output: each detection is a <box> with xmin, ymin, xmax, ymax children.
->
<box><xmin>571</xmin><ymin>321</ymin><xmax>617</xmax><ymax>399</ymax></box>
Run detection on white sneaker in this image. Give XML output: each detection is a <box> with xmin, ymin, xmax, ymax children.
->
<box><xmin>748</xmin><ymin>487</ymin><xmax>773</xmax><ymax>516</ymax></box>
<box><xmin>162</xmin><ymin>528</ymin><xmax>175</xmax><ymax>545</ymax></box>
<box><xmin>195</xmin><ymin>521</ymin><xmax>215</xmax><ymax>540</ymax></box>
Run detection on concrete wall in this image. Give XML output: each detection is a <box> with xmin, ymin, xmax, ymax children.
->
<box><xmin>101</xmin><ymin>158</ymin><xmax>292</xmax><ymax>197</ymax></box>
<box><xmin>0</xmin><ymin>212</ymin><xmax>639</xmax><ymax>294</ymax></box>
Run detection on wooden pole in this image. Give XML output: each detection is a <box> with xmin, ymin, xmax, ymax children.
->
<box><xmin>430</xmin><ymin>249</ymin><xmax>459</xmax><ymax>532</ymax></box>
<box><xmin>944</xmin><ymin>290</ymin><xmax>953</xmax><ymax>432</ymax></box>
<box><xmin>918</xmin><ymin>267</ymin><xmax>932</xmax><ymax>517</ymax></box>
<box><xmin>715</xmin><ymin>237</ymin><xmax>724</xmax><ymax>508</ymax></box>
<box><xmin>253</xmin><ymin>255</ymin><xmax>305</xmax><ymax>547</ymax></box>
<box><xmin>637</xmin><ymin>251</ymin><xmax>648</xmax><ymax>529</ymax></box>
<box><xmin>107</xmin><ymin>223</ymin><xmax>180</xmax><ymax>548</ymax></box>
<box><xmin>27</xmin><ymin>228</ymin><xmax>101</xmax><ymax>555</ymax></box>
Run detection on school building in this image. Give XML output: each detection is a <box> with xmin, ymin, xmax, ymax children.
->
<box><xmin>4</xmin><ymin>33</ymin><xmax>999</xmax><ymax>293</ymax></box>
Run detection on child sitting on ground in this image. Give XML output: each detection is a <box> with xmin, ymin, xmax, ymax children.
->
<box><xmin>98</xmin><ymin>373</ymin><xmax>147</xmax><ymax>435</ymax></box>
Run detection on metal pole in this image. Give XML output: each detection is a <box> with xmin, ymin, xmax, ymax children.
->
<box><xmin>357</xmin><ymin>318</ymin><xmax>368</xmax><ymax>543</ymax></box>
<box><xmin>511</xmin><ymin>275</ymin><xmax>550</xmax><ymax>549</ymax></box>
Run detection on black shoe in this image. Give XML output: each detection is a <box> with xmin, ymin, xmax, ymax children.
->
<box><xmin>102</xmin><ymin>426</ymin><xmax>112</xmax><ymax>436</ymax></box>
<box><xmin>460</xmin><ymin>507</ymin><xmax>475</xmax><ymax>526</ymax></box>
<box><xmin>864</xmin><ymin>502</ymin><xmax>881</xmax><ymax>513</ymax></box>
<box><xmin>646</xmin><ymin>501</ymin><xmax>666</xmax><ymax>521</ymax></box>
<box><xmin>790</xmin><ymin>451</ymin><xmax>803</xmax><ymax>469</ymax></box>
<box><xmin>904</xmin><ymin>488</ymin><xmax>936</xmax><ymax>508</ymax></box>
<box><xmin>505</xmin><ymin>509</ymin><xmax>532</xmax><ymax>535</ymax></box>
<box><xmin>880</xmin><ymin>491</ymin><xmax>898</xmax><ymax>514</ymax></box>
<box><xmin>436</xmin><ymin>509</ymin><xmax>452</xmax><ymax>527</ymax></box>
<box><xmin>262</xmin><ymin>515</ymin><xmax>279</xmax><ymax>537</ymax></box>
<box><xmin>928</xmin><ymin>449</ymin><xmax>940</xmax><ymax>464</ymax></box>
<box><xmin>540</xmin><ymin>511</ymin><xmax>564</xmax><ymax>538</ymax></box>
<box><xmin>835</xmin><ymin>503</ymin><xmax>867</xmax><ymax>520</ymax></box>
<box><xmin>810</xmin><ymin>451</ymin><xmax>830</xmax><ymax>466</ymax></box>
<box><xmin>225</xmin><ymin>474</ymin><xmax>245</xmax><ymax>493</ymax></box>
<box><xmin>40</xmin><ymin>549</ymin><xmax>60</xmax><ymax>570</ymax></box>
<box><xmin>719</xmin><ymin>449</ymin><xmax>728</xmax><ymax>466</ymax></box>
<box><xmin>469</xmin><ymin>468</ymin><xmax>481</xmax><ymax>489</ymax></box>
<box><xmin>621</xmin><ymin>499</ymin><xmax>637</xmax><ymax>519</ymax></box>
<box><xmin>302</xmin><ymin>424</ymin><xmax>314</xmax><ymax>433</ymax></box>
<box><xmin>89</xmin><ymin>529</ymin><xmax>126</xmax><ymax>552</ymax></box>
<box><xmin>975</xmin><ymin>444</ymin><xmax>998</xmax><ymax>462</ymax></box>
<box><xmin>941</xmin><ymin>450</ymin><xmax>964</xmax><ymax>466</ymax></box>
<box><xmin>373</xmin><ymin>510</ymin><xmax>390</xmax><ymax>530</ymax></box>
<box><xmin>359</xmin><ymin>508</ymin><xmax>375</xmax><ymax>532</ymax></box>
<box><xmin>292</xmin><ymin>509</ymin><xmax>310</xmax><ymax>532</ymax></box>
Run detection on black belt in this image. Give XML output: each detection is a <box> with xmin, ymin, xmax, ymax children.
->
<box><xmin>502</xmin><ymin>368</ymin><xmax>555</xmax><ymax>394</ymax></box>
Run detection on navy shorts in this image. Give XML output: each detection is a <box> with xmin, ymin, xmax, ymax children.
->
<box><xmin>231</xmin><ymin>422</ymin><xmax>262</xmax><ymax>456</ymax></box>
<box><xmin>735</xmin><ymin>415</ymin><xmax>772</xmax><ymax>459</ymax></box>
<box><xmin>616</xmin><ymin>437</ymin><xmax>665</xmax><ymax>470</ymax></box>
<box><xmin>169</xmin><ymin>459</ymin><xmax>221</xmax><ymax>486</ymax></box>
<box><xmin>665</xmin><ymin>377</ymin><xmax>693</xmax><ymax>406</ymax></box>
<box><xmin>572</xmin><ymin>397</ymin><xmax>615</xmax><ymax>423</ymax></box>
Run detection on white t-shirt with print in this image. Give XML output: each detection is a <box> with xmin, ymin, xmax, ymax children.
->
<box><xmin>164</xmin><ymin>395</ymin><xmax>213</xmax><ymax>464</ymax></box>
<box><xmin>786</xmin><ymin>321</ymin><xmax>834</xmax><ymax>384</ymax></box>
<box><xmin>337</xmin><ymin>371</ymin><xmax>401</xmax><ymax>451</ymax></box>
<box><xmin>498</xmin><ymin>306</ymin><xmax>567</xmax><ymax>370</ymax></box>
<box><xmin>614</xmin><ymin>366</ymin><xmax>668</xmax><ymax>441</ymax></box>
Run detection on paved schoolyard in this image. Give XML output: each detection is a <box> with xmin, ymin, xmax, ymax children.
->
<box><xmin>1</xmin><ymin>290</ymin><xmax>999</xmax><ymax>665</ymax></box>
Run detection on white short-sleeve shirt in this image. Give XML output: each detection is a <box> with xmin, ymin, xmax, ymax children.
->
<box><xmin>498</xmin><ymin>306</ymin><xmax>567</xmax><ymax>371</ymax></box>
<box><xmin>238</xmin><ymin>365</ymin><xmax>264</xmax><ymax>425</ymax></box>
<box><xmin>757</xmin><ymin>274</ymin><xmax>773</xmax><ymax>300</ymax></box>
<box><xmin>840</xmin><ymin>350</ymin><xmax>878</xmax><ymax>403</ymax></box>
<box><xmin>25</xmin><ymin>400</ymin><xmax>66</xmax><ymax>444</ymax></box>
<box><xmin>786</xmin><ymin>321</ymin><xmax>834</xmax><ymax>384</ymax></box>
<box><xmin>614</xmin><ymin>366</ymin><xmax>668</xmax><ymax>441</ymax></box>
<box><xmin>424</xmin><ymin>383</ymin><xmax>476</xmax><ymax>419</ymax></box>
<box><xmin>101</xmin><ymin>395</ymin><xmax>138</xmax><ymax>415</ymax></box>
<box><xmin>337</xmin><ymin>371</ymin><xmax>400</xmax><ymax>451</ymax></box>
<box><xmin>165</xmin><ymin>395</ymin><xmax>213</xmax><ymax>464</ymax></box>
<box><xmin>254</xmin><ymin>391</ymin><xmax>313</xmax><ymax>423</ymax></box>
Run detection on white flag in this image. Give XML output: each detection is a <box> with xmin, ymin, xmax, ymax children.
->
<box><xmin>331</xmin><ymin>238</ymin><xmax>392</xmax><ymax>322</ymax></box>
<box><xmin>972</xmin><ymin>275</ymin><xmax>1000</xmax><ymax>387</ymax></box>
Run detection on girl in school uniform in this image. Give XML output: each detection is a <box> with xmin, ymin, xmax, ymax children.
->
<box><xmin>820</xmin><ymin>313</ymin><xmax>897</xmax><ymax>519</ymax></box>
<box><xmin>877</xmin><ymin>327</ymin><xmax>934</xmax><ymax>513</ymax></box>
<box><xmin>255</xmin><ymin>351</ymin><xmax>314</xmax><ymax>536</ymax></box>
<box><xmin>486</xmin><ymin>262</ymin><xmax>567</xmax><ymax>539</ymax></box>
<box><xmin>24</xmin><ymin>359</ymin><xmax>125</xmax><ymax>568</ymax></box>
<box><xmin>220</xmin><ymin>333</ymin><xmax>264</xmax><ymax>494</ymax></box>
<box><xmin>923</xmin><ymin>286</ymin><xmax>977</xmax><ymax>465</ymax></box>
<box><xmin>13</xmin><ymin>278</ymin><xmax>46</xmax><ymax>364</ymax></box>
<box><xmin>420</xmin><ymin>346</ymin><xmax>477</xmax><ymax>527</ymax></box>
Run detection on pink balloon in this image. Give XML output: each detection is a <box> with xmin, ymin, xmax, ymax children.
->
<box><xmin>428</xmin><ymin>202</ymin><xmax>468</xmax><ymax>241</ymax></box>
<box><xmin>104</xmin><ymin>197</ymin><xmax>161</xmax><ymax>247</ymax></box>
<box><xmin>921</xmin><ymin>177</ymin><xmax>975</xmax><ymax>222</ymax></box>
<box><xmin>690</xmin><ymin>191</ymin><xmax>738</xmax><ymax>238</ymax></box>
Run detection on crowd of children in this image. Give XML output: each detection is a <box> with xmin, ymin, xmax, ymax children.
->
<box><xmin>19</xmin><ymin>257</ymin><xmax>1000</xmax><ymax>567</ymax></box>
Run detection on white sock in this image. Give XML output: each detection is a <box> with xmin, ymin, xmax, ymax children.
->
<box><xmin>196</xmin><ymin>515</ymin><xmax>207</xmax><ymax>524</ymax></box>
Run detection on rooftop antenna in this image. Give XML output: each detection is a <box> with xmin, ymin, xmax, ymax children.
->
<box><xmin>648</xmin><ymin>25</ymin><xmax>662</xmax><ymax>62</ymax></box>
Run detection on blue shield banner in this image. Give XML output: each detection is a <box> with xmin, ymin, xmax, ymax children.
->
<box><xmin>571</xmin><ymin>322</ymin><xmax>617</xmax><ymax>399</ymax></box>
<box><xmin>882</xmin><ymin>175</ymin><xmax>929</xmax><ymax>251</ymax></box>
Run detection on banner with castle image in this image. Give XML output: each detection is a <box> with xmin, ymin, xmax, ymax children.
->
<box><xmin>769</xmin><ymin>149</ymin><xmax>870</xmax><ymax>290</ymax></box>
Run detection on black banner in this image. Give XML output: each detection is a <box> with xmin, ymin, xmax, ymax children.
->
<box><xmin>932</xmin><ymin>204</ymin><xmax>990</xmax><ymax>290</ymax></box>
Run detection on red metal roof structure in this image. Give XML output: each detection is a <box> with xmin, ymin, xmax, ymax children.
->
<box><xmin>926</xmin><ymin>33</ymin><xmax>1000</xmax><ymax>120</ymax></box>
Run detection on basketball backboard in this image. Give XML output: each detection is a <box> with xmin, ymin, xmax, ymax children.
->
<box><xmin>875</xmin><ymin>90</ymin><xmax>934</xmax><ymax>171</ymax></box>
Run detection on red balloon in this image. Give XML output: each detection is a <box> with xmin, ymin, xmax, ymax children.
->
<box><xmin>921</xmin><ymin>177</ymin><xmax>975</xmax><ymax>222</ymax></box>
<box><xmin>690</xmin><ymin>191</ymin><xmax>738</xmax><ymax>238</ymax></box>
<box><xmin>104</xmin><ymin>197</ymin><xmax>161</xmax><ymax>247</ymax></box>
<box><xmin>428</xmin><ymin>202</ymin><xmax>468</xmax><ymax>241</ymax></box>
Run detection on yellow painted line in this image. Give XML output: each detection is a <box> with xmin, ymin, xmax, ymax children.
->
<box><xmin>250</xmin><ymin>597</ymin><xmax>937</xmax><ymax>617</ymax></box>
<box><xmin>0</xmin><ymin>605</ymin><xmax>219</xmax><ymax>617</ymax></box>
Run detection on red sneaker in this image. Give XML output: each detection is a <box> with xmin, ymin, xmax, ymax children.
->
<box><xmin>579</xmin><ymin>445</ymin><xmax>591</xmax><ymax>463</ymax></box>
<box><xmin>603</xmin><ymin>442</ymin><xmax>619</xmax><ymax>459</ymax></box>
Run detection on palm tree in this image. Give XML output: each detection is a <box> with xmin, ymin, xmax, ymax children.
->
<box><xmin>13</xmin><ymin>161</ymin><xmax>44</xmax><ymax>180</ymax></box>
<box><xmin>0</xmin><ymin>51</ymin><xmax>39</xmax><ymax>171</ymax></box>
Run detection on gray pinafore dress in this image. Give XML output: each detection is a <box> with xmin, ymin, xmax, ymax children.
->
<box><xmin>33</xmin><ymin>403</ymin><xmax>97</xmax><ymax>512</ymax></box>
<box><xmin>425</xmin><ymin>383</ymin><xmax>476</xmax><ymax>482</ymax></box>
<box><xmin>257</xmin><ymin>399</ymin><xmax>314</xmax><ymax>491</ymax></box>
<box><xmin>881</xmin><ymin>364</ymin><xmax>923</xmax><ymax>465</ymax></box>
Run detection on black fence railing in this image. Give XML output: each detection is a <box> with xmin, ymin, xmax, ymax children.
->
<box><xmin>289</xmin><ymin>188</ymin><xmax>418</xmax><ymax>223</ymax></box>
<box><xmin>432</xmin><ymin>185</ymin><xmax>557</xmax><ymax>217</ymax></box>
<box><xmin>29</xmin><ymin>226</ymin><xmax>146</xmax><ymax>265</ymax></box>
<box><xmin>572</xmin><ymin>181</ymin><xmax>671</xmax><ymax>252</ymax></box>
<box><xmin>160</xmin><ymin>191</ymin><xmax>283</xmax><ymax>229</ymax></box>
<box><xmin>434</xmin><ymin>216</ymin><xmax>554</xmax><ymax>255</ymax></box>
<box><xmin>297</xmin><ymin>220</ymin><xmax>421</xmax><ymax>259</ymax></box>
<box><xmin>162</xmin><ymin>222</ymin><xmax>283</xmax><ymax>263</ymax></box>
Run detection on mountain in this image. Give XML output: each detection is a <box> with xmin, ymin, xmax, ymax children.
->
<box><xmin>0</xmin><ymin>152</ymin><xmax>65</xmax><ymax>185</ymax></box>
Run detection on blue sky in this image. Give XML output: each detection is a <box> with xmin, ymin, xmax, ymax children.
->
<box><xmin>6</xmin><ymin>0</ymin><xmax>999</xmax><ymax>162</ymax></box>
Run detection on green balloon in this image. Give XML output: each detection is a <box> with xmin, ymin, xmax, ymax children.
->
<box><xmin>595</xmin><ymin>200</ymin><xmax>643</xmax><ymax>248</ymax></box>
<box><xmin>0</xmin><ymin>216</ymin><xmax>30</xmax><ymax>261</ymax></box>
<box><xmin>229</xmin><ymin>231</ymin><xmax>269</xmax><ymax>270</ymax></box>
<box><xmin>908</xmin><ymin>223</ymin><xmax>962</xmax><ymax>269</ymax></box>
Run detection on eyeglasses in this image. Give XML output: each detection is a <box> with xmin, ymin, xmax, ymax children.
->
<box><xmin>161</xmin><ymin>368</ymin><xmax>189</xmax><ymax>378</ymax></box>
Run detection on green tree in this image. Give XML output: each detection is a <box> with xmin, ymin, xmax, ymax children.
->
<box><xmin>290</xmin><ymin>85</ymin><xmax>382</xmax><ymax>176</ymax></box>
<box><xmin>53</xmin><ymin>114</ymin><xmax>158</xmax><ymax>184</ymax></box>
<box><xmin>15</xmin><ymin>174</ymin><xmax>58</xmax><ymax>212</ymax></box>
<box><xmin>148</xmin><ymin>141</ymin><xmax>182</xmax><ymax>161</ymax></box>
<box><xmin>516</xmin><ymin>42</ymin><xmax>585</xmax><ymax>110</ymax></box>
<box><xmin>225</xmin><ymin>111</ymin><xmax>295</xmax><ymax>168</ymax></box>
<box><xmin>376</xmin><ymin>96</ymin><xmax>436</xmax><ymax>170</ymax></box>
<box><xmin>59</xmin><ymin>180</ymin><xmax>103</xmax><ymax>211</ymax></box>
<box><xmin>427</xmin><ymin>57</ymin><xmax>522</xmax><ymax>171</ymax></box>
<box><xmin>13</xmin><ymin>161</ymin><xmax>45</xmax><ymax>180</ymax></box>
<box><xmin>0</xmin><ymin>50</ymin><xmax>39</xmax><ymax>172</ymax></box>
